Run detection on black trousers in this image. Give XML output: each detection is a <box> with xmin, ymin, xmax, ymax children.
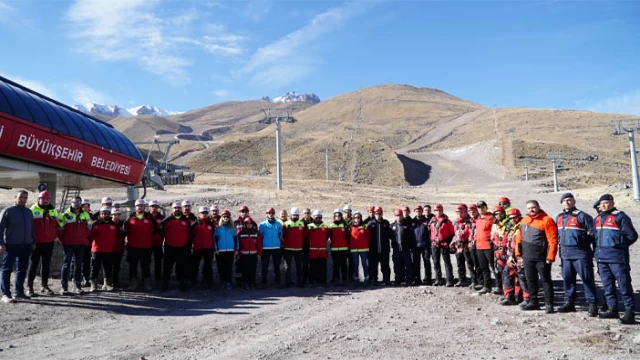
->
<box><xmin>309</xmin><ymin>258</ymin><xmax>327</xmax><ymax>285</ymax></box>
<box><xmin>461</xmin><ymin>250</ymin><xmax>476</xmax><ymax>283</ymax></box>
<box><xmin>240</xmin><ymin>254</ymin><xmax>258</xmax><ymax>284</ymax></box>
<box><xmin>152</xmin><ymin>245</ymin><xmax>163</xmax><ymax>281</ymax></box>
<box><xmin>432</xmin><ymin>246</ymin><xmax>453</xmax><ymax>282</ymax></box>
<box><xmin>283</xmin><ymin>250</ymin><xmax>303</xmax><ymax>286</ymax></box>
<box><xmin>331</xmin><ymin>250</ymin><xmax>349</xmax><ymax>282</ymax></box>
<box><xmin>82</xmin><ymin>245</ymin><xmax>91</xmax><ymax>282</ymax></box>
<box><xmin>524</xmin><ymin>259</ymin><xmax>554</xmax><ymax>305</ymax></box>
<box><xmin>368</xmin><ymin>250</ymin><xmax>391</xmax><ymax>283</ymax></box>
<box><xmin>392</xmin><ymin>248</ymin><xmax>413</xmax><ymax>283</ymax></box>
<box><xmin>191</xmin><ymin>249</ymin><xmax>214</xmax><ymax>284</ymax></box>
<box><xmin>476</xmin><ymin>249</ymin><xmax>494</xmax><ymax>289</ymax></box>
<box><xmin>163</xmin><ymin>245</ymin><xmax>190</xmax><ymax>286</ymax></box>
<box><xmin>113</xmin><ymin>253</ymin><xmax>123</xmax><ymax>288</ymax></box>
<box><xmin>27</xmin><ymin>242</ymin><xmax>54</xmax><ymax>287</ymax></box>
<box><xmin>91</xmin><ymin>252</ymin><xmax>116</xmax><ymax>285</ymax></box>
<box><xmin>469</xmin><ymin>247</ymin><xmax>481</xmax><ymax>285</ymax></box>
<box><xmin>302</xmin><ymin>243</ymin><xmax>310</xmax><ymax>284</ymax></box>
<box><xmin>127</xmin><ymin>247</ymin><xmax>152</xmax><ymax>279</ymax></box>
<box><xmin>216</xmin><ymin>252</ymin><xmax>235</xmax><ymax>284</ymax></box>
<box><xmin>261</xmin><ymin>249</ymin><xmax>282</xmax><ymax>284</ymax></box>
<box><xmin>412</xmin><ymin>246</ymin><xmax>432</xmax><ymax>283</ymax></box>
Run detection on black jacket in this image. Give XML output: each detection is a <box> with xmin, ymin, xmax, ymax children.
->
<box><xmin>368</xmin><ymin>219</ymin><xmax>391</xmax><ymax>253</ymax></box>
<box><xmin>413</xmin><ymin>215</ymin><xmax>430</xmax><ymax>247</ymax></box>
<box><xmin>390</xmin><ymin>218</ymin><xmax>416</xmax><ymax>251</ymax></box>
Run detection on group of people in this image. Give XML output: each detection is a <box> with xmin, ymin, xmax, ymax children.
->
<box><xmin>0</xmin><ymin>190</ymin><xmax>637</xmax><ymax>325</ymax></box>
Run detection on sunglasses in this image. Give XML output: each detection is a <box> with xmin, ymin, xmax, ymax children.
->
<box><xmin>267</xmin><ymin>212</ymin><xmax>275</xmax><ymax>215</ymax></box>
<box><xmin>222</xmin><ymin>215</ymin><xmax>230</xmax><ymax>218</ymax></box>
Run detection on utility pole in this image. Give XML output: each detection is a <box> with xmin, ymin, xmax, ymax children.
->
<box><xmin>345</xmin><ymin>126</ymin><xmax>354</xmax><ymax>140</ymax></box>
<box><xmin>612</xmin><ymin>119</ymin><xmax>640</xmax><ymax>200</ymax></box>
<box><xmin>546</xmin><ymin>153</ymin><xmax>561</xmax><ymax>193</ymax></box>
<box><xmin>319</xmin><ymin>148</ymin><xmax>335</xmax><ymax>180</ymax></box>
<box><xmin>522</xmin><ymin>158</ymin><xmax>529</xmax><ymax>181</ymax></box>
<box><xmin>260</xmin><ymin>108</ymin><xmax>296</xmax><ymax>190</ymax></box>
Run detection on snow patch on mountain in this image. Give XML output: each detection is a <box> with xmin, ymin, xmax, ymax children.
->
<box><xmin>263</xmin><ymin>92</ymin><xmax>320</xmax><ymax>104</ymax></box>
<box><xmin>72</xmin><ymin>103</ymin><xmax>181</xmax><ymax>117</ymax></box>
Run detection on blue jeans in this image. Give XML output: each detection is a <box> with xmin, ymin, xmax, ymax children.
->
<box><xmin>351</xmin><ymin>252</ymin><xmax>369</xmax><ymax>282</ymax></box>
<box><xmin>61</xmin><ymin>245</ymin><xmax>85</xmax><ymax>288</ymax></box>
<box><xmin>1</xmin><ymin>244</ymin><xmax>33</xmax><ymax>296</ymax></box>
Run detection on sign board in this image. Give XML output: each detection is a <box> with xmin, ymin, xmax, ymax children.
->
<box><xmin>37</xmin><ymin>183</ymin><xmax>47</xmax><ymax>192</ymax></box>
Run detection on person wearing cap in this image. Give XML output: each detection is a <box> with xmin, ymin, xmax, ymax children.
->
<box><xmin>88</xmin><ymin>207</ymin><xmax>120</xmax><ymax>292</ymax></box>
<box><xmin>342</xmin><ymin>205</ymin><xmax>353</xmax><ymax>227</ymax></box>
<box><xmin>451</xmin><ymin>204</ymin><xmax>474</xmax><ymax>287</ymax></box>
<box><xmin>390</xmin><ymin>208</ymin><xmax>415</xmax><ymax>285</ymax></box>
<box><xmin>258</xmin><ymin>208</ymin><xmax>283</xmax><ymax>287</ymax></box>
<box><xmin>593</xmin><ymin>200</ymin><xmax>602</xmax><ymax>215</ymax></box>
<box><xmin>364</xmin><ymin>205</ymin><xmax>375</xmax><ymax>225</ymax></box>
<box><xmin>300</xmin><ymin>208</ymin><xmax>313</xmax><ymax>286</ymax></box>
<box><xmin>515</xmin><ymin>200</ymin><xmax>558</xmax><ymax>313</ymax></box>
<box><xmin>490</xmin><ymin>206</ymin><xmax>508</xmax><ymax>296</ymax></box>
<box><xmin>0</xmin><ymin>190</ymin><xmax>35</xmax><ymax>303</ymax></box>
<box><xmin>110</xmin><ymin>209</ymin><xmax>126</xmax><ymax>289</ymax></box>
<box><xmin>428</xmin><ymin>204</ymin><xmax>455</xmax><ymax>287</ymax></box>
<box><xmin>149</xmin><ymin>200</ymin><xmax>165</xmax><ymax>285</ymax></box>
<box><xmin>181</xmin><ymin>200</ymin><xmax>197</xmax><ymax>226</ymax></box>
<box><xmin>58</xmin><ymin>196</ymin><xmax>92</xmax><ymax>295</ymax></box>
<box><xmin>209</xmin><ymin>204</ymin><xmax>221</xmax><ymax>224</ymax></box>
<box><xmin>555</xmin><ymin>193</ymin><xmax>598</xmax><ymax>316</ymax></box>
<box><xmin>307</xmin><ymin>210</ymin><xmax>329</xmax><ymax>286</ymax></box>
<box><xmin>190</xmin><ymin>206</ymin><xmax>216</xmax><ymax>289</ymax></box>
<box><xmin>367</xmin><ymin>207</ymin><xmax>392</xmax><ymax>285</ymax></box>
<box><xmin>329</xmin><ymin>209</ymin><xmax>350</xmax><ymax>285</ymax></box>
<box><xmin>412</xmin><ymin>205</ymin><xmax>432</xmax><ymax>286</ymax></box>
<box><xmin>500</xmin><ymin>208</ymin><xmax>529</xmax><ymax>306</ymax></box>
<box><xmin>283</xmin><ymin>207</ymin><xmax>308</xmax><ymax>287</ymax></box>
<box><xmin>593</xmin><ymin>194</ymin><xmax>638</xmax><ymax>324</ymax></box>
<box><xmin>237</xmin><ymin>217</ymin><xmax>262</xmax><ymax>290</ymax></box>
<box><xmin>26</xmin><ymin>191</ymin><xmax>59</xmax><ymax>297</ymax></box>
<box><xmin>473</xmin><ymin>200</ymin><xmax>496</xmax><ymax>294</ymax></box>
<box><xmin>161</xmin><ymin>201</ymin><xmax>192</xmax><ymax>291</ymax></box>
<box><xmin>349</xmin><ymin>211</ymin><xmax>370</xmax><ymax>285</ymax></box>
<box><xmin>214</xmin><ymin>210</ymin><xmax>239</xmax><ymax>290</ymax></box>
<box><xmin>124</xmin><ymin>199</ymin><xmax>157</xmax><ymax>291</ymax></box>
<box><xmin>234</xmin><ymin>205</ymin><xmax>256</xmax><ymax>285</ymax></box>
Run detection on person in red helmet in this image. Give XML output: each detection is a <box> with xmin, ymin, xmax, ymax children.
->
<box><xmin>390</xmin><ymin>208</ymin><xmax>415</xmax><ymax>285</ymax></box>
<box><xmin>498</xmin><ymin>197</ymin><xmax>512</xmax><ymax>210</ymax></box>
<box><xmin>190</xmin><ymin>206</ymin><xmax>215</xmax><ymax>289</ymax></box>
<box><xmin>412</xmin><ymin>205</ymin><xmax>432</xmax><ymax>286</ymax></box>
<box><xmin>491</xmin><ymin>206</ymin><xmax>508</xmax><ymax>296</ymax></box>
<box><xmin>26</xmin><ymin>191</ymin><xmax>58</xmax><ymax>296</ymax></box>
<box><xmin>367</xmin><ymin>206</ymin><xmax>391</xmax><ymax>285</ymax></box>
<box><xmin>350</xmin><ymin>211</ymin><xmax>370</xmax><ymax>285</ymax></box>
<box><xmin>234</xmin><ymin>205</ymin><xmax>255</xmax><ymax>284</ymax></box>
<box><xmin>237</xmin><ymin>217</ymin><xmax>262</xmax><ymax>289</ymax></box>
<box><xmin>429</xmin><ymin>204</ymin><xmax>455</xmax><ymax>286</ymax></box>
<box><xmin>451</xmin><ymin>204</ymin><xmax>474</xmax><ymax>287</ymax></box>
<box><xmin>501</xmin><ymin>208</ymin><xmax>529</xmax><ymax>305</ymax></box>
<box><xmin>364</xmin><ymin>205</ymin><xmax>375</xmax><ymax>224</ymax></box>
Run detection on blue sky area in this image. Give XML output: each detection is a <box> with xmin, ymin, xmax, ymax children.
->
<box><xmin>1</xmin><ymin>0</ymin><xmax>639</xmax><ymax>114</ymax></box>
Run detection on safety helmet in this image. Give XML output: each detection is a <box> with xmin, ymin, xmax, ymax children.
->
<box><xmin>181</xmin><ymin>200</ymin><xmax>192</xmax><ymax>207</ymax></box>
<box><xmin>113</xmin><ymin>209</ymin><xmax>122</xmax><ymax>215</ymax></box>
<box><xmin>81</xmin><ymin>198</ymin><xmax>91</xmax><ymax>205</ymax></box>
<box><xmin>393</xmin><ymin>209</ymin><xmax>402</xmax><ymax>216</ymax></box>
<box><xmin>353</xmin><ymin>210</ymin><xmax>362</xmax><ymax>217</ymax></box>
<box><xmin>507</xmin><ymin>208</ymin><xmax>522</xmax><ymax>218</ymax></box>
<box><xmin>100</xmin><ymin>206</ymin><xmax>112</xmax><ymax>213</ymax></box>
<box><xmin>367</xmin><ymin>205</ymin><xmax>375</xmax><ymax>212</ymax></box>
<box><xmin>402</xmin><ymin>205</ymin><xmax>410</xmax><ymax>212</ymax></box>
<box><xmin>493</xmin><ymin>205</ymin><xmax>505</xmax><ymax>213</ymax></box>
<box><xmin>243</xmin><ymin>217</ymin><xmax>254</xmax><ymax>224</ymax></box>
<box><xmin>455</xmin><ymin>204</ymin><xmax>467</xmax><ymax>212</ymax></box>
<box><xmin>290</xmin><ymin>207</ymin><xmax>300</xmax><ymax>216</ymax></box>
<box><xmin>414</xmin><ymin>205</ymin><xmax>424</xmax><ymax>211</ymax></box>
<box><xmin>468</xmin><ymin>203</ymin><xmax>477</xmax><ymax>210</ymax></box>
<box><xmin>239</xmin><ymin>205</ymin><xmax>249</xmax><ymax>212</ymax></box>
<box><xmin>221</xmin><ymin>209</ymin><xmax>231</xmax><ymax>216</ymax></box>
<box><xmin>312</xmin><ymin>210</ymin><xmax>322</xmax><ymax>217</ymax></box>
<box><xmin>374</xmin><ymin>206</ymin><xmax>383</xmax><ymax>214</ymax></box>
<box><xmin>265</xmin><ymin>207</ymin><xmax>276</xmax><ymax>214</ymax></box>
<box><xmin>149</xmin><ymin>200</ymin><xmax>160</xmax><ymax>207</ymax></box>
<box><xmin>36</xmin><ymin>191</ymin><xmax>51</xmax><ymax>200</ymax></box>
<box><xmin>342</xmin><ymin>205</ymin><xmax>352</xmax><ymax>213</ymax></box>
<box><xmin>434</xmin><ymin>203</ymin><xmax>444</xmax><ymax>210</ymax></box>
<box><xmin>198</xmin><ymin>206</ymin><xmax>209</xmax><ymax>213</ymax></box>
<box><xmin>172</xmin><ymin>201</ymin><xmax>182</xmax><ymax>209</ymax></box>
<box><xmin>135</xmin><ymin>199</ymin><xmax>146</xmax><ymax>206</ymax></box>
<box><xmin>499</xmin><ymin>197</ymin><xmax>511</xmax><ymax>204</ymax></box>
<box><xmin>101</xmin><ymin>197</ymin><xmax>113</xmax><ymax>204</ymax></box>
<box><xmin>210</xmin><ymin>204</ymin><xmax>219</xmax><ymax>211</ymax></box>
<box><xmin>333</xmin><ymin>209</ymin><xmax>343</xmax><ymax>215</ymax></box>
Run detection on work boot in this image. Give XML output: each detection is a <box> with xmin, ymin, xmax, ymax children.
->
<box><xmin>445</xmin><ymin>280</ymin><xmax>455</xmax><ymax>287</ymax></box>
<box><xmin>477</xmin><ymin>287</ymin><xmax>491</xmax><ymax>295</ymax></box>
<box><xmin>474</xmin><ymin>284</ymin><xmax>485</xmax><ymax>291</ymax></box>
<box><xmin>423</xmin><ymin>278</ymin><xmax>433</xmax><ymax>286</ymax></box>
<box><xmin>91</xmin><ymin>281</ymin><xmax>99</xmax><ymax>292</ymax></box>
<box><xmin>40</xmin><ymin>286</ymin><xmax>54</xmax><ymax>295</ymax></box>
<box><xmin>25</xmin><ymin>286</ymin><xmax>35</xmax><ymax>298</ymax></box>
<box><xmin>557</xmin><ymin>301</ymin><xmax>576</xmax><ymax>313</ymax></box>
<box><xmin>521</xmin><ymin>302</ymin><xmax>541</xmax><ymax>311</ymax></box>
<box><xmin>60</xmin><ymin>286</ymin><xmax>70</xmax><ymax>296</ymax></box>
<box><xmin>73</xmin><ymin>282</ymin><xmax>84</xmax><ymax>294</ymax></box>
<box><xmin>433</xmin><ymin>278</ymin><xmax>444</xmax><ymax>286</ymax></box>
<box><xmin>454</xmin><ymin>279</ymin><xmax>464</xmax><ymax>287</ymax></box>
<box><xmin>620</xmin><ymin>310</ymin><xmax>636</xmax><ymax>325</ymax></box>
<box><xmin>128</xmin><ymin>278</ymin><xmax>138</xmax><ymax>291</ymax></box>
<box><xmin>143</xmin><ymin>278</ymin><xmax>153</xmax><ymax>291</ymax></box>
<box><xmin>598</xmin><ymin>307</ymin><xmax>619</xmax><ymax>319</ymax></box>
<box><xmin>492</xmin><ymin>287</ymin><xmax>503</xmax><ymax>295</ymax></box>
<box><xmin>545</xmin><ymin>303</ymin><xmax>555</xmax><ymax>314</ymax></box>
<box><xmin>516</xmin><ymin>294</ymin><xmax>524</xmax><ymax>304</ymax></box>
<box><xmin>588</xmin><ymin>303</ymin><xmax>598</xmax><ymax>318</ymax></box>
<box><xmin>500</xmin><ymin>295</ymin><xmax>517</xmax><ymax>306</ymax></box>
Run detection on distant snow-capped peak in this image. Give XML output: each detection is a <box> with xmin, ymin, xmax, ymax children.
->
<box><xmin>72</xmin><ymin>103</ymin><xmax>181</xmax><ymax>117</ymax></box>
<box><xmin>263</xmin><ymin>92</ymin><xmax>320</xmax><ymax>104</ymax></box>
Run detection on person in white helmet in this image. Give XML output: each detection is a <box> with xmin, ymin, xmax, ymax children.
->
<box><xmin>124</xmin><ymin>199</ymin><xmax>156</xmax><ymax>291</ymax></box>
<box><xmin>110</xmin><ymin>208</ymin><xmax>125</xmax><ymax>289</ymax></box>
<box><xmin>149</xmin><ymin>200</ymin><xmax>165</xmax><ymax>285</ymax></box>
<box><xmin>307</xmin><ymin>210</ymin><xmax>329</xmax><ymax>286</ymax></box>
<box><xmin>182</xmin><ymin>200</ymin><xmax>197</xmax><ymax>225</ymax></box>
<box><xmin>282</xmin><ymin>207</ymin><xmax>308</xmax><ymax>287</ymax></box>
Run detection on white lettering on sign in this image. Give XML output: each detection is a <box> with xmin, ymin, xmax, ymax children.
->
<box><xmin>91</xmin><ymin>156</ymin><xmax>131</xmax><ymax>176</ymax></box>
<box><xmin>16</xmin><ymin>134</ymin><xmax>83</xmax><ymax>163</ymax></box>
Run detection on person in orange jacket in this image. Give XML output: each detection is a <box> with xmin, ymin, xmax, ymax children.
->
<box><xmin>474</xmin><ymin>201</ymin><xmax>496</xmax><ymax>294</ymax></box>
<box><xmin>307</xmin><ymin>210</ymin><xmax>329</xmax><ymax>286</ymax></box>
<box><xmin>237</xmin><ymin>217</ymin><xmax>262</xmax><ymax>289</ymax></box>
<box><xmin>515</xmin><ymin>200</ymin><xmax>558</xmax><ymax>313</ymax></box>
<box><xmin>350</xmin><ymin>211</ymin><xmax>371</xmax><ymax>285</ymax></box>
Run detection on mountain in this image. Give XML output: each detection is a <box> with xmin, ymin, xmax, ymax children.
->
<box><xmin>262</xmin><ymin>91</ymin><xmax>321</xmax><ymax>104</ymax></box>
<box><xmin>72</xmin><ymin>103</ymin><xmax>181</xmax><ymax>117</ymax></box>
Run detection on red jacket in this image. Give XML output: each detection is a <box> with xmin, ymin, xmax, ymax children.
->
<box><xmin>113</xmin><ymin>220</ymin><xmax>125</xmax><ymax>254</ymax></box>
<box><xmin>283</xmin><ymin>220</ymin><xmax>308</xmax><ymax>250</ymax></box>
<box><xmin>59</xmin><ymin>209</ymin><xmax>91</xmax><ymax>246</ymax></box>
<box><xmin>328</xmin><ymin>221</ymin><xmax>349</xmax><ymax>251</ymax></box>
<box><xmin>151</xmin><ymin>212</ymin><xmax>164</xmax><ymax>247</ymax></box>
<box><xmin>429</xmin><ymin>215</ymin><xmax>455</xmax><ymax>244</ymax></box>
<box><xmin>191</xmin><ymin>219</ymin><xmax>215</xmax><ymax>250</ymax></box>
<box><xmin>31</xmin><ymin>204</ymin><xmax>58</xmax><ymax>243</ymax></box>
<box><xmin>162</xmin><ymin>216</ymin><xmax>191</xmax><ymax>247</ymax></box>
<box><xmin>238</xmin><ymin>228</ymin><xmax>262</xmax><ymax>255</ymax></box>
<box><xmin>474</xmin><ymin>213</ymin><xmax>495</xmax><ymax>250</ymax></box>
<box><xmin>453</xmin><ymin>217</ymin><xmax>473</xmax><ymax>251</ymax></box>
<box><xmin>349</xmin><ymin>224</ymin><xmax>370</xmax><ymax>252</ymax></box>
<box><xmin>125</xmin><ymin>212</ymin><xmax>156</xmax><ymax>249</ymax></box>
<box><xmin>308</xmin><ymin>222</ymin><xmax>329</xmax><ymax>259</ymax></box>
<box><xmin>90</xmin><ymin>220</ymin><xmax>119</xmax><ymax>253</ymax></box>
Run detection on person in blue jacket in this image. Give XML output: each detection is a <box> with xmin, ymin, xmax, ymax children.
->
<box><xmin>555</xmin><ymin>193</ymin><xmax>598</xmax><ymax>316</ymax></box>
<box><xmin>594</xmin><ymin>194</ymin><xmax>638</xmax><ymax>324</ymax></box>
<box><xmin>258</xmin><ymin>207</ymin><xmax>283</xmax><ymax>287</ymax></box>
<box><xmin>214</xmin><ymin>210</ymin><xmax>238</xmax><ymax>290</ymax></box>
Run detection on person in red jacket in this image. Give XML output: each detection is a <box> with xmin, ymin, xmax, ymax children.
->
<box><xmin>26</xmin><ymin>191</ymin><xmax>58</xmax><ymax>296</ymax></box>
<box><xmin>161</xmin><ymin>201</ymin><xmax>192</xmax><ymax>291</ymax></box>
<box><xmin>283</xmin><ymin>207</ymin><xmax>308</xmax><ymax>287</ymax></box>
<box><xmin>111</xmin><ymin>209</ymin><xmax>125</xmax><ymax>289</ymax></box>
<box><xmin>238</xmin><ymin>217</ymin><xmax>262</xmax><ymax>289</ymax></box>
<box><xmin>182</xmin><ymin>200</ymin><xmax>198</xmax><ymax>225</ymax></box>
<box><xmin>89</xmin><ymin>207</ymin><xmax>120</xmax><ymax>292</ymax></box>
<box><xmin>124</xmin><ymin>199</ymin><xmax>157</xmax><ymax>291</ymax></box>
<box><xmin>149</xmin><ymin>200</ymin><xmax>165</xmax><ymax>285</ymax></box>
<box><xmin>429</xmin><ymin>204</ymin><xmax>455</xmax><ymax>287</ymax></box>
<box><xmin>190</xmin><ymin>206</ymin><xmax>215</xmax><ymax>288</ymax></box>
<box><xmin>307</xmin><ymin>210</ymin><xmax>329</xmax><ymax>286</ymax></box>
<box><xmin>329</xmin><ymin>209</ymin><xmax>350</xmax><ymax>285</ymax></box>
<box><xmin>58</xmin><ymin>198</ymin><xmax>92</xmax><ymax>295</ymax></box>
<box><xmin>350</xmin><ymin>211</ymin><xmax>371</xmax><ymax>285</ymax></box>
<box><xmin>451</xmin><ymin>204</ymin><xmax>474</xmax><ymax>287</ymax></box>
<box><xmin>474</xmin><ymin>200</ymin><xmax>496</xmax><ymax>294</ymax></box>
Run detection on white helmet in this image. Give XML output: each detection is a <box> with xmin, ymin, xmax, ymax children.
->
<box><xmin>312</xmin><ymin>210</ymin><xmax>322</xmax><ymax>217</ymax></box>
<box><xmin>198</xmin><ymin>206</ymin><xmax>209</xmax><ymax>213</ymax></box>
<box><xmin>353</xmin><ymin>210</ymin><xmax>362</xmax><ymax>216</ymax></box>
<box><xmin>181</xmin><ymin>199</ymin><xmax>192</xmax><ymax>207</ymax></box>
<box><xmin>101</xmin><ymin>197</ymin><xmax>113</xmax><ymax>204</ymax></box>
<box><xmin>333</xmin><ymin>208</ymin><xmax>342</xmax><ymax>215</ymax></box>
<box><xmin>172</xmin><ymin>201</ymin><xmax>182</xmax><ymax>209</ymax></box>
<box><xmin>113</xmin><ymin>209</ymin><xmax>122</xmax><ymax>215</ymax></box>
<box><xmin>210</xmin><ymin>204</ymin><xmax>219</xmax><ymax>211</ymax></box>
<box><xmin>149</xmin><ymin>200</ymin><xmax>160</xmax><ymax>207</ymax></box>
<box><xmin>100</xmin><ymin>206</ymin><xmax>112</xmax><ymax>213</ymax></box>
<box><xmin>81</xmin><ymin>199</ymin><xmax>91</xmax><ymax>205</ymax></box>
<box><xmin>290</xmin><ymin>207</ymin><xmax>300</xmax><ymax>216</ymax></box>
<box><xmin>135</xmin><ymin>199</ymin><xmax>146</xmax><ymax>206</ymax></box>
<box><xmin>342</xmin><ymin>205</ymin><xmax>352</xmax><ymax>213</ymax></box>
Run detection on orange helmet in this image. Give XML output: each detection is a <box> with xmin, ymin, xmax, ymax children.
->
<box><xmin>507</xmin><ymin>208</ymin><xmax>521</xmax><ymax>218</ymax></box>
<box><xmin>493</xmin><ymin>205</ymin><xmax>505</xmax><ymax>213</ymax></box>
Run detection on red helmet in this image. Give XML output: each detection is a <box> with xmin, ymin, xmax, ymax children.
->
<box><xmin>221</xmin><ymin>209</ymin><xmax>231</xmax><ymax>216</ymax></box>
<box><xmin>38</xmin><ymin>191</ymin><xmax>52</xmax><ymax>200</ymax></box>
<box><xmin>402</xmin><ymin>206</ymin><xmax>410</xmax><ymax>212</ymax></box>
<box><xmin>499</xmin><ymin>197</ymin><xmax>510</xmax><ymax>204</ymax></box>
<box><xmin>434</xmin><ymin>203</ymin><xmax>443</xmax><ymax>210</ymax></box>
<box><xmin>493</xmin><ymin>205</ymin><xmax>505</xmax><ymax>213</ymax></box>
<box><xmin>374</xmin><ymin>206</ymin><xmax>383</xmax><ymax>214</ymax></box>
<box><xmin>239</xmin><ymin>205</ymin><xmax>249</xmax><ymax>212</ymax></box>
<box><xmin>414</xmin><ymin>205</ymin><xmax>423</xmax><ymax>211</ymax></box>
<box><xmin>455</xmin><ymin>203</ymin><xmax>467</xmax><ymax>212</ymax></box>
<box><xmin>394</xmin><ymin>209</ymin><xmax>402</xmax><ymax>216</ymax></box>
<box><xmin>244</xmin><ymin>217</ymin><xmax>254</xmax><ymax>224</ymax></box>
<box><xmin>507</xmin><ymin>208</ymin><xmax>522</xmax><ymax>218</ymax></box>
<box><xmin>265</xmin><ymin>207</ymin><xmax>275</xmax><ymax>214</ymax></box>
<box><xmin>367</xmin><ymin>205</ymin><xmax>375</xmax><ymax>212</ymax></box>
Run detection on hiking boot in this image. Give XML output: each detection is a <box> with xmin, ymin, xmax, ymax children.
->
<box><xmin>521</xmin><ymin>302</ymin><xmax>541</xmax><ymax>311</ymax></box>
<box><xmin>557</xmin><ymin>302</ymin><xmax>576</xmax><ymax>313</ymax></box>
<box><xmin>477</xmin><ymin>287</ymin><xmax>491</xmax><ymax>295</ymax></box>
<box><xmin>73</xmin><ymin>283</ymin><xmax>84</xmax><ymax>294</ymax></box>
<box><xmin>143</xmin><ymin>278</ymin><xmax>153</xmax><ymax>291</ymax></box>
<box><xmin>474</xmin><ymin>284</ymin><xmax>485</xmax><ymax>291</ymax></box>
<box><xmin>91</xmin><ymin>282</ymin><xmax>99</xmax><ymax>292</ymax></box>
<box><xmin>40</xmin><ymin>286</ymin><xmax>54</xmax><ymax>295</ymax></box>
<box><xmin>423</xmin><ymin>278</ymin><xmax>433</xmax><ymax>286</ymax></box>
<box><xmin>545</xmin><ymin>303</ymin><xmax>555</xmax><ymax>314</ymax></box>
<box><xmin>500</xmin><ymin>296</ymin><xmax>517</xmax><ymax>306</ymax></box>
<box><xmin>445</xmin><ymin>281</ymin><xmax>455</xmax><ymax>287</ymax></box>
<box><xmin>620</xmin><ymin>310</ymin><xmax>636</xmax><ymax>325</ymax></box>
<box><xmin>128</xmin><ymin>278</ymin><xmax>139</xmax><ymax>291</ymax></box>
<box><xmin>13</xmin><ymin>292</ymin><xmax>31</xmax><ymax>300</ymax></box>
<box><xmin>25</xmin><ymin>287</ymin><xmax>35</xmax><ymax>298</ymax></box>
<box><xmin>454</xmin><ymin>279</ymin><xmax>464</xmax><ymax>287</ymax></box>
<box><xmin>516</xmin><ymin>294</ymin><xmax>524</xmax><ymax>304</ymax></box>
<box><xmin>2</xmin><ymin>295</ymin><xmax>16</xmax><ymax>304</ymax></box>
<box><xmin>519</xmin><ymin>299</ymin><xmax>530</xmax><ymax>310</ymax></box>
<box><xmin>492</xmin><ymin>287</ymin><xmax>503</xmax><ymax>295</ymax></box>
<box><xmin>433</xmin><ymin>278</ymin><xmax>444</xmax><ymax>286</ymax></box>
<box><xmin>588</xmin><ymin>303</ymin><xmax>598</xmax><ymax>318</ymax></box>
<box><xmin>60</xmin><ymin>287</ymin><xmax>70</xmax><ymax>296</ymax></box>
<box><xmin>598</xmin><ymin>308</ymin><xmax>619</xmax><ymax>319</ymax></box>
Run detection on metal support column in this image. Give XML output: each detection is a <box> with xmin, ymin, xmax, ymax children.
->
<box><xmin>629</xmin><ymin>130</ymin><xmax>640</xmax><ymax>200</ymax></box>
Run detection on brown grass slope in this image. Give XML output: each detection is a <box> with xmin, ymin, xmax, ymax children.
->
<box><xmin>110</xmin><ymin>115</ymin><xmax>192</xmax><ymax>143</ymax></box>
